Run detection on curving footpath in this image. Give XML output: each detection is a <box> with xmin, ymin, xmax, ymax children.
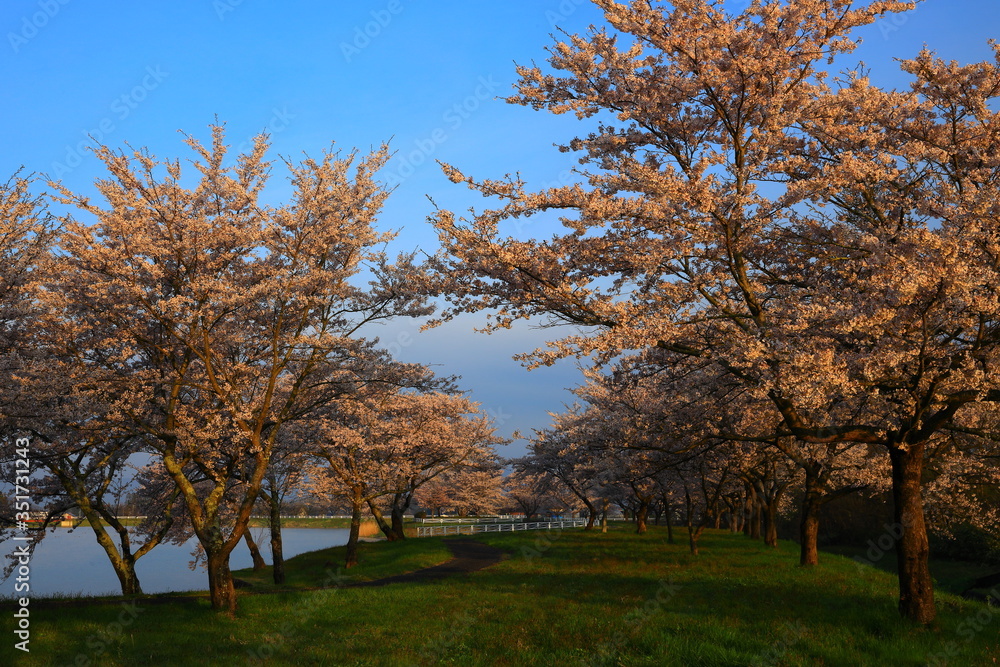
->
<box><xmin>348</xmin><ymin>538</ymin><xmax>505</xmax><ymax>588</ymax></box>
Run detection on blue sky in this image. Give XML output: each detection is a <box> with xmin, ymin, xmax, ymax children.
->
<box><xmin>3</xmin><ymin>0</ymin><xmax>998</xmax><ymax>455</ymax></box>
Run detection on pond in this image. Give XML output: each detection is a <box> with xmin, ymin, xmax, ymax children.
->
<box><xmin>0</xmin><ymin>526</ymin><xmax>350</xmax><ymax>598</ymax></box>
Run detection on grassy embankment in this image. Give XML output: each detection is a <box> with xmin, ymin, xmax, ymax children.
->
<box><xmin>9</xmin><ymin>526</ymin><xmax>999</xmax><ymax>666</ymax></box>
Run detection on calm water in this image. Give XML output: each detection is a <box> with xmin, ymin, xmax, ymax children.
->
<box><xmin>0</xmin><ymin>527</ymin><xmax>349</xmax><ymax>598</ymax></box>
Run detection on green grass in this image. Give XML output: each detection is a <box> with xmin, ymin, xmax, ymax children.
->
<box><xmin>9</xmin><ymin>527</ymin><xmax>1000</xmax><ymax>666</ymax></box>
<box><xmin>231</xmin><ymin>536</ymin><xmax>454</xmax><ymax>590</ymax></box>
<box><xmin>821</xmin><ymin>543</ymin><xmax>998</xmax><ymax>595</ymax></box>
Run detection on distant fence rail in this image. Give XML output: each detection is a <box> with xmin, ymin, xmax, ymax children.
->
<box><xmin>415</xmin><ymin>519</ymin><xmax>586</xmax><ymax>538</ymax></box>
<box><xmin>416</xmin><ymin>516</ymin><xmax>526</xmax><ymax>524</ymax></box>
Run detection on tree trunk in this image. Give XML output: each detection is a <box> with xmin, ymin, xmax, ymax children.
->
<box><xmin>666</xmin><ymin>509</ymin><xmax>674</xmax><ymax>544</ymax></box>
<box><xmin>724</xmin><ymin>499</ymin><xmax>739</xmax><ymax>533</ymax></box>
<box><xmin>799</xmin><ymin>468</ymin><xmax>823</xmax><ymax>567</ymax></box>
<box><xmin>583</xmin><ymin>499</ymin><xmax>597</xmax><ymax>530</ymax></box>
<box><xmin>685</xmin><ymin>489</ymin><xmax>699</xmax><ymax>555</ymax></box>
<box><xmin>269</xmin><ymin>491</ymin><xmax>285</xmax><ymax>585</ymax></box>
<box><xmin>84</xmin><ymin>516</ymin><xmax>143</xmax><ymax>596</ymax></box>
<box><xmin>117</xmin><ymin>563</ymin><xmax>142</xmax><ymax>596</ymax></box>
<box><xmin>742</xmin><ymin>491</ymin><xmax>753</xmax><ymax>537</ymax></box>
<box><xmin>367</xmin><ymin>498</ymin><xmax>397</xmax><ymax>541</ymax></box>
<box><xmin>243</xmin><ymin>529</ymin><xmax>267</xmax><ymax>571</ymax></box>
<box><xmin>600</xmin><ymin>498</ymin><xmax>609</xmax><ymax>534</ymax></box>
<box><xmin>390</xmin><ymin>506</ymin><xmax>406</xmax><ymax>540</ymax></box>
<box><xmin>889</xmin><ymin>443</ymin><xmax>936</xmax><ymax>624</ymax></box>
<box><xmin>206</xmin><ymin>546</ymin><xmax>237</xmax><ymax>614</ymax></box>
<box><xmin>663</xmin><ymin>497</ymin><xmax>674</xmax><ymax>544</ymax></box>
<box><xmin>345</xmin><ymin>490</ymin><xmax>363</xmax><ymax>569</ymax></box>
<box><xmin>763</xmin><ymin>501</ymin><xmax>779</xmax><ymax>547</ymax></box>
<box><xmin>749</xmin><ymin>493</ymin><xmax>762</xmax><ymax>540</ymax></box>
<box><xmin>635</xmin><ymin>496</ymin><xmax>650</xmax><ymax>535</ymax></box>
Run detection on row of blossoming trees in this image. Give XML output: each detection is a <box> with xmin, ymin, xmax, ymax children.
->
<box><xmin>0</xmin><ymin>132</ymin><xmax>507</xmax><ymax>613</ymax></box>
<box><xmin>418</xmin><ymin>0</ymin><xmax>1000</xmax><ymax>625</ymax></box>
<box><xmin>2</xmin><ymin>0</ymin><xmax>1000</xmax><ymax>627</ymax></box>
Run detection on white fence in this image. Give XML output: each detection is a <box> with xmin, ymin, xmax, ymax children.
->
<box><xmin>416</xmin><ymin>516</ymin><xmax>523</xmax><ymax>524</ymax></box>
<box><xmin>415</xmin><ymin>519</ymin><xmax>586</xmax><ymax>538</ymax></box>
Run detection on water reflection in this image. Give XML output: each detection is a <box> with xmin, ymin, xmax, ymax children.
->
<box><xmin>0</xmin><ymin>527</ymin><xmax>349</xmax><ymax>598</ymax></box>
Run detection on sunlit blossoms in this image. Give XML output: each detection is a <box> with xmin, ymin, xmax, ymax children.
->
<box><xmin>425</xmin><ymin>0</ymin><xmax>1000</xmax><ymax>624</ymax></box>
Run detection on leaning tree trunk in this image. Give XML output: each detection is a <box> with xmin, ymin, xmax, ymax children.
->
<box><xmin>243</xmin><ymin>529</ymin><xmax>267</xmax><ymax>571</ymax></box>
<box><xmin>390</xmin><ymin>499</ymin><xmax>408</xmax><ymax>541</ymax></box>
<box><xmin>889</xmin><ymin>443</ymin><xmax>936</xmax><ymax>624</ymax></box>
<box><xmin>268</xmin><ymin>490</ymin><xmax>286</xmax><ymax>585</ymax></box>
<box><xmin>82</xmin><ymin>513</ymin><xmax>143</xmax><ymax>596</ymax></box>
<box><xmin>367</xmin><ymin>498</ymin><xmax>397</xmax><ymax>541</ymax></box>
<box><xmin>583</xmin><ymin>498</ymin><xmax>597</xmax><ymax>530</ymax></box>
<box><xmin>345</xmin><ymin>488</ymin><xmax>364</xmax><ymax>569</ymax></box>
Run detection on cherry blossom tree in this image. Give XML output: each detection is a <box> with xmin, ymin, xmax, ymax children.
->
<box><xmin>300</xmin><ymin>362</ymin><xmax>456</xmax><ymax>568</ymax></box>
<box><xmin>258</xmin><ymin>449</ymin><xmax>309</xmax><ymax>584</ymax></box>
<box><xmin>37</xmin><ymin>439</ymin><xmax>179</xmax><ymax>596</ymax></box>
<box><xmin>518</xmin><ymin>413</ymin><xmax>612</xmax><ymax>530</ymax></box>
<box><xmin>759</xmin><ymin>42</ymin><xmax>1000</xmax><ymax>622</ymax></box>
<box><xmin>503</xmin><ymin>470</ymin><xmax>560</xmax><ymax>522</ymax></box>
<box><xmin>365</xmin><ymin>391</ymin><xmax>506</xmax><ymax>541</ymax></box>
<box><xmin>414</xmin><ymin>462</ymin><xmax>506</xmax><ymax>518</ymax></box>
<box><xmin>0</xmin><ymin>172</ymin><xmax>182</xmax><ymax>596</ymax></box>
<box><xmin>43</xmin><ymin>126</ymin><xmax>430</xmax><ymax>611</ymax></box>
<box><xmin>424</xmin><ymin>0</ymin><xmax>1000</xmax><ymax>623</ymax></box>
<box><xmin>0</xmin><ymin>170</ymin><xmax>57</xmax><ymax>432</ymax></box>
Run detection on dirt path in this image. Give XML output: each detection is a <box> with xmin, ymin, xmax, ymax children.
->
<box><xmin>347</xmin><ymin>538</ymin><xmax>506</xmax><ymax>588</ymax></box>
